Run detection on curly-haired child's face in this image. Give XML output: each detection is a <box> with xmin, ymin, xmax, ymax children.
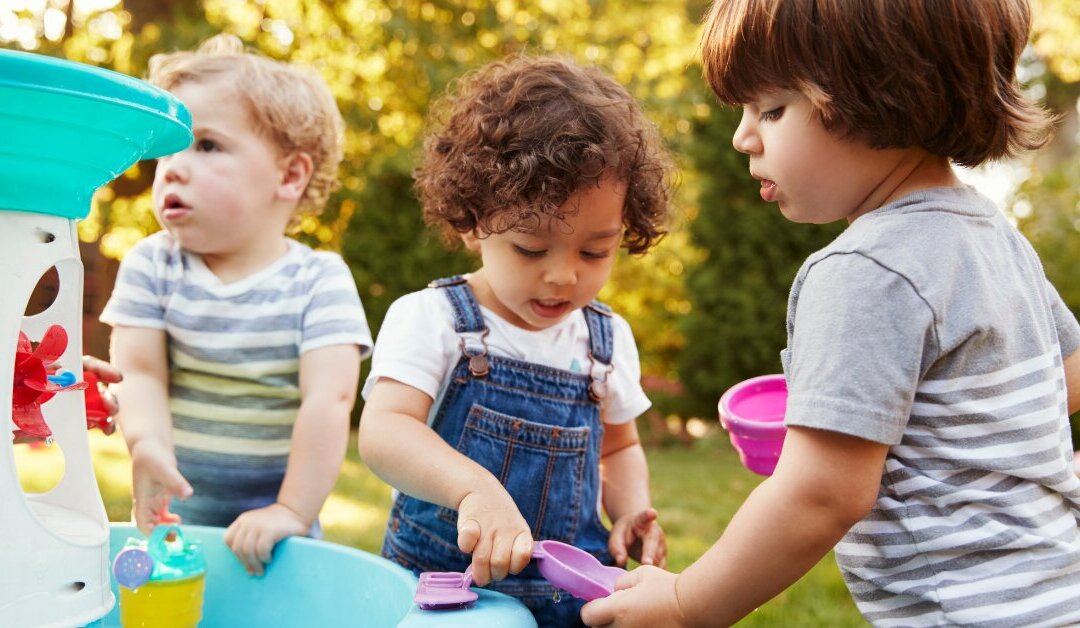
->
<box><xmin>152</xmin><ymin>78</ymin><xmax>300</xmax><ymax>266</ymax></box>
<box><xmin>463</xmin><ymin>178</ymin><xmax>626</xmax><ymax>331</ymax></box>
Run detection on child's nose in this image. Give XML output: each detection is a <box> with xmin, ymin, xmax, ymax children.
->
<box><xmin>157</xmin><ymin>153</ymin><xmax>189</xmax><ymax>183</ymax></box>
<box><xmin>732</xmin><ymin>109</ymin><xmax>761</xmax><ymax>155</ymax></box>
<box><xmin>543</xmin><ymin>256</ymin><xmax>578</xmax><ymax>286</ymax></box>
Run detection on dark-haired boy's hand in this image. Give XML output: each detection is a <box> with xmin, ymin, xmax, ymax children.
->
<box><xmin>609</xmin><ymin>507</ymin><xmax>667</xmax><ymax>568</ymax></box>
<box><xmin>456</xmin><ymin>485</ymin><xmax>534</xmax><ymax>586</ymax></box>
<box><xmin>581</xmin><ymin>566</ymin><xmax>688</xmax><ymax>628</ymax></box>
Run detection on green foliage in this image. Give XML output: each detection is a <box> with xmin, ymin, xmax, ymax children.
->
<box><xmin>676</xmin><ymin>100</ymin><xmax>843</xmax><ymax>415</ymax></box>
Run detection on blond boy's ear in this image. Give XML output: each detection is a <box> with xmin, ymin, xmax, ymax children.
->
<box><xmin>276</xmin><ymin>151</ymin><xmax>315</xmax><ymax>202</ymax></box>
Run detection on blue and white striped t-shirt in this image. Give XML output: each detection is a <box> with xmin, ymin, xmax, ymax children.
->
<box><xmin>101</xmin><ymin>231</ymin><xmax>372</xmax><ymax>473</ymax></box>
<box><xmin>784</xmin><ymin>186</ymin><xmax>1080</xmax><ymax>627</ymax></box>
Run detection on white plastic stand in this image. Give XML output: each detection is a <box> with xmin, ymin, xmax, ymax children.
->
<box><xmin>0</xmin><ymin>211</ymin><xmax>113</xmax><ymax>627</ymax></box>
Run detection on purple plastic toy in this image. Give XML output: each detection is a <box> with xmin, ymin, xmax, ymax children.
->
<box><xmin>414</xmin><ymin>540</ymin><xmax>626</xmax><ymax>611</ymax></box>
<box><xmin>718</xmin><ymin>374</ymin><xmax>788</xmax><ymax>475</ymax></box>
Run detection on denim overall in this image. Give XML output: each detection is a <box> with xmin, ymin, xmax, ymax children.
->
<box><xmin>382</xmin><ymin>276</ymin><xmax>615</xmax><ymax>627</ymax></box>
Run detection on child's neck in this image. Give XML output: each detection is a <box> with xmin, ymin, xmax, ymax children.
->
<box><xmin>850</xmin><ymin>150</ymin><xmax>961</xmax><ymax>223</ymax></box>
<box><xmin>198</xmin><ymin>236</ymin><xmax>291</xmax><ymax>284</ymax></box>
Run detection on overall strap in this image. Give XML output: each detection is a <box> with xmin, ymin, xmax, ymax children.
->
<box><xmin>429</xmin><ymin>275</ymin><xmax>491</xmax><ymax>377</ymax></box>
<box><xmin>428</xmin><ymin>275</ymin><xmax>486</xmax><ymax>333</ymax></box>
<box><xmin>583</xmin><ymin>301</ymin><xmax>615</xmax><ymax>402</ymax></box>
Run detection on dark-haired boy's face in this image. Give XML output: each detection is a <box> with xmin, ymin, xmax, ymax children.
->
<box><xmin>461</xmin><ymin>178</ymin><xmax>626</xmax><ymax>331</ymax></box>
<box><xmin>731</xmin><ymin>90</ymin><xmax>913</xmax><ymax>224</ymax></box>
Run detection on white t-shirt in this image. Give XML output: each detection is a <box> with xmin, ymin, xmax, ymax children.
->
<box><xmin>362</xmin><ymin>284</ymin><xmax>650</xmax><ymax>426</ymax></box>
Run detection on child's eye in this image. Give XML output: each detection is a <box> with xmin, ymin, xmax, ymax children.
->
<box><xmin>581</xmin><ymin>250</ymin><xmax>611</xmax><ymax>260</ymax></box>
<box><xmin>760</xmin><ymin>107</ymin><xmax>785</xmax><ymax>122</ymax></box>
<box><xmin>195</xmin><ymin>138</ymin><xmax>219</xmax><ymax>152</ymax></box>
<box><xmin>513</xmin><ymin>245</ymin><xmax>546</xmax><ymax>258</ymax></box>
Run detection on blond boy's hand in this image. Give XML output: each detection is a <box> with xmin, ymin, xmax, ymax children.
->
<box><xmin>609</xmin><ymin>507</ymin><xmax>667</xmax><ymax>568</ymax></box>
<box><xmin>581</xmin><ymin>566</ymin><xmax>688</xmax><ymax>628</ymax></box>
<box><xmin>130</xmin><ymin>440</ymin><xmax>193</xmax><ymax>535</ymax></box>
<box><xmin>455</xmin><ymin>488</ymin><xmax>534</xmax><ymax>586</ymax></box>
<box><xmin>82</xmin><ymin>354</ymin><xmax>122</xmax><ymax>416</ymax></box>
<box><xmin>224</xmin><ymin>502</ymin><xmax>309</xmax><ymax>577</ymax></box>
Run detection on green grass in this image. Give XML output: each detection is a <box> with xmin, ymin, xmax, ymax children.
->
<box><xmin>14</xmin><ymin>431</ymin><xmax>864</xmax><ymax>626</ymax></box>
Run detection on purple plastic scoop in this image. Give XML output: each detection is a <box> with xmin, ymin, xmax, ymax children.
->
<box><xmin>532</xmin><ymin>540</ymin><xmax>625</xmax><ymax>602</ymax></box>
<box><xmin>414</xmin><ymin>565</ymin><xmax>478</xmax><ymax>610</ymax></box>
<box><xmin>413</xmin><ymin>540</ymin><xmax>626</xmax><ymax>611</ymax></box>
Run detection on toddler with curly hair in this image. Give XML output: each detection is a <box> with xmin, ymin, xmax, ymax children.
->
<box><xmin>358</xmin><ymin>55</ymin><xmax>675</xmax><ymax>626</ymax></box>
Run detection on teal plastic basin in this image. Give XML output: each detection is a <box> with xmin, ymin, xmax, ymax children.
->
<box><xmin>91</xmin><ymin>525</ymin><xmax>536</xmax><ymax>627</ymax></box>
<box><xmin>0</xmin><ymin>49</ymin><xmax>191</xmax><ymax>219</ymax></box>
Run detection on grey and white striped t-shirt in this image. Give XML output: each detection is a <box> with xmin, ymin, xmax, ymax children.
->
<box><xmin>783</xmin><ymin>186</ymin><xmax>1080</xmax><ymax>627</ymax></box>
<box><xmin>101</xmin><ymin>231</ymin><xmax>372</xmax><ymax>467</ymax></box>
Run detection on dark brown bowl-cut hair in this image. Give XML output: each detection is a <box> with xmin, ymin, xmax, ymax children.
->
<box><xmin>700</xmin><ymin>0</ymin><xmax>1052</xmax><ymax>167</ymax></box>
<box><xmin>415</xmin><ymin>55</ymin><xmax>674</xmax><ymax>254</ymax></box>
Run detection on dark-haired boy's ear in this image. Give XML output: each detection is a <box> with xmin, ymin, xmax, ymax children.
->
<box><xmin>277</xmin><ymin>151</ymin><xmax>314</xmax><ymax>202</ymax></box>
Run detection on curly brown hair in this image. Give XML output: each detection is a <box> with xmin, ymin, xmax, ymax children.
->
<box><xmin>700</xmin><ymin>0</ymin><xmax>1051</xmax><ymax>167</ymax></box>
<box><xmin>415</xmin><ymin>55</ymin><xmax>674</xmax><ymax>254</ymax></box>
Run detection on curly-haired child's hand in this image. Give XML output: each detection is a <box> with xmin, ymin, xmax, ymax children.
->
<box><xmin>609</xmin><ymin>507</ymin><xmax>667</xmax><ymax>568</ymax></box>
<box><xmin>223</xmin><ymin>502</ymin><xmax>309</xmax><ymax>577</ymax></box>
<box><xmin>130</xmin><ymin>440</ymin><xmax>193</xmax><ymax>535</ymax></box>
<box><xmin>456</xmin><ymin>488</ymin><xmax>534</xmax><ymax>586</ymax></box>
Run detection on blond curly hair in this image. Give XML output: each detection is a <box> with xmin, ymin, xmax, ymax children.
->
<box><xmin>148</xmin><ymin>34</ymin><xmax>344</xmax><ymax>220</ymax></box>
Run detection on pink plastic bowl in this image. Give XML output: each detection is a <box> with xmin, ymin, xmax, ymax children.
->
<box><xmin>718</xmin><ymin>374</ymin><xmax>788</xmax><ymax>476</ymax></box>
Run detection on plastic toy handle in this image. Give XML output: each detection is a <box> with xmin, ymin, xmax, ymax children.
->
<box><xmin>149</xmin><ymin>524</ymin><xmax>185</xmax><ymax>558</ymax></box>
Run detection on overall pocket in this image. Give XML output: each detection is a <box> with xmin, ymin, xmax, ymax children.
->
<box><xmin>438</xmin><ymin>403</ymin><xmax>591</xmax><ymax>544</ymax></box>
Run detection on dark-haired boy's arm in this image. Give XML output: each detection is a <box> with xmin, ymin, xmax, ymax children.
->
<box><xmin>582</xmin><ymin>426</ymin><xmax>888</xmax><ymax>628</ymax></box>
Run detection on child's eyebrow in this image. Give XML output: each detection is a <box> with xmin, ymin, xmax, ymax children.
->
<box><xmin>586</xmin><ymin>228</ymin><xmax>622</xmax><ymax>240</ymax></box>
<box><xmin>190</xmin><ymin>124</ymin><xmax>228</xmax><ymax>137</ymax></box>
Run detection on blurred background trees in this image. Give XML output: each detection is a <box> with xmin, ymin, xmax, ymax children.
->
<box><xmin>3</xmin><ymin>0</ymin><xmax>1078</xmax><ymax>432</ymax></box>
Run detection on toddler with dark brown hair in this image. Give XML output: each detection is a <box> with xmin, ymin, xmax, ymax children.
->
<box><xmin>583</xmin><ymin>1</ymin><xmax>1080</xmax><ymax>626</ymax></box>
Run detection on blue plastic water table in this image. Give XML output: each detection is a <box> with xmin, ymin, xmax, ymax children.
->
<box><xmin>93</xmin><ymin>525</ymin><xmax>536</xmax><ymax>627</ymax></box>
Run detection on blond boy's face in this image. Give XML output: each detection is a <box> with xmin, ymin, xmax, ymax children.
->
<box><xmin>731</xmin><ymin>90</ymin><xmax>912</xmax><ymax>224</ymax></box>
<box><xmin>462</xmin><ymin>178</ymin><xmax>626</xmax><ymax>331</ymax></box>
<box><xmin>152</xmin><ymin>78</ymin><xmax>292</xmax><ymax>260</ymax></box>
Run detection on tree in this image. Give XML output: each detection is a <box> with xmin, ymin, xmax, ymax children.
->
<box><xmin>677</xmin><ymin>99</ymin><xmax>843</xmax><ymax>417</ymax></box>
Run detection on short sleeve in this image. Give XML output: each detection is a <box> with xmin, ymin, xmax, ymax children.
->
<box><xmin>785</xmin><ymin>253</ymin><xmax>936</xmax><ymax>445</ymax></box>
<box><xmin>1047</xmin><ymin>279</ymin><xmax>1080</xmax><ymax>359</ymax></box>
<box><xmin>603</xmin><ymin>314</ymin><xmax>651</xmax><ymax>425</ymax></box>
<box><xmin>99</xmin><ymin>236</ymin><xmax>169</xmax><ymax>330</ymax></box>
<box><xmin>361</xmin><ymin>290</ymin><xmax>457</xmax><ymax>401</ymax></box>
<box><xmin>300</xmin><ymin>254</ymin><xmax>373</xmax><ymax>358</ymax></box>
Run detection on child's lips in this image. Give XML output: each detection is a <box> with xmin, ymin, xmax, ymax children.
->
<box><xmin>161</xmin><ymin>206</ymin><xmax>192</xmax><ymax>222</ymax></box>
<box><xmin>161</xmin><ymin>193</ymin><xmax>192</xmax><ymax>221</ymax></box>
<box><xmin>759</xmin><ymin>179</ymin><xmax>777</xmax><ymax>202</ymax></box>
<box><xmin>530</xmin><ymin>299</ymin><xmax>570</xmax><ymax>319</ymax></box>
